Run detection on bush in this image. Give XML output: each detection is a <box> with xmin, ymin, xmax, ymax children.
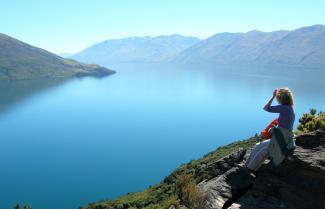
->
<box><xmin>176</xmin><ymin>174</ymin><xmax>205</xmax><ymax>209</ymax></box>
<box><xmin>297</xmin><ymin>108</ymin><xmax>325</xmax><ymax>134</ymax></box>
<box><xmin>14</xmin><ymin>204</ymin><xmax>32</xmax><ymax>209</ymax></box>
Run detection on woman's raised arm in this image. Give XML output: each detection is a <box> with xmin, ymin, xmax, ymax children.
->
<box><xmin>263</xmin><ymin>89</ymin><xmax>277</xmax><ymax>111</ymax></box>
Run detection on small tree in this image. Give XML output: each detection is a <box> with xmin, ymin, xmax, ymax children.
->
<box><xmin>310</xmin><ymin>108</ymin><xmax>317</xmax><ymax>116</ymax></box>
<box><xmin>13</xmin><ymin>203</ymin><xmax>32</xmax><ymax>209</ymax></box>
<box><xmin>24</xmin><ymin>205</ymin><xmax>32</xmax><ymax>209</ymax></box>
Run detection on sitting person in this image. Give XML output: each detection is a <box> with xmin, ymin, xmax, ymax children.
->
<box><xmin>245</xmin><ymin>87</ymin><xmax>295</xmax><ymax>171</ymax></box>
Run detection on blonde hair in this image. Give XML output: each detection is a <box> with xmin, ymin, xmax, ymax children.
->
<box><xmin>276</xmin><ymin>87</ymin><xmax>294</xmax><ymax>106</ymax></box>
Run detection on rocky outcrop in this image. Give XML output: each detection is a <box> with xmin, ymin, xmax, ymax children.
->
<box><xmin>199</xmin><ymin>129</ymin><xmax>325</xmax><ymax>209</ymax></box>
<box><xmin>199</xmin><ymin>166</ymin><xmax>254</xmax><ymax>209</ymax></box>
<box><xmin>199</xmin><ymin>148</ymin><xmax>247</xmax><ymax>181</ymax></box>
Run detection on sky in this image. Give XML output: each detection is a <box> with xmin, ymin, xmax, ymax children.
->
<box><xmin>1</xmin><ymin>0</ymin><xmax>324</xmax><ymax>54</ymax></box>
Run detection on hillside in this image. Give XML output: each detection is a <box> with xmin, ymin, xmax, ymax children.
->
<box><xmin>71</xmin><ymin>34</ymin><xmax>200</xmax><ymax>66</ymax></box>
<box><xmin>0</xmin><ymin>33</ymin><xmax>115</xmax><ymax>80</ymax></box>
<box><xmin>170</xmin><ymin>25</ymin><xmax>325</xmax><ymax>68</ymax></box>
<box><xmin>80</xmin><ymin>110</ymin><xmax>325</xmax><ymax>209</ymax></box>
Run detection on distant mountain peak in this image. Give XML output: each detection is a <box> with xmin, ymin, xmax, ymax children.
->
<box><xmin>294</xmin><ymin>24</ymin><xmax>325</xmax><ymax>32</ymax></box>
<box><xmin>72</xmin><ymin>34</ymin><xmax>200</xmax><ymax>65</ymax></box>
<box><xmin>246</xmin><ymin>30</ymin><xmax>263</xmax><ymax>34</ymax></box>
<box><xmin>170</xmin><ymin>24</ymin><xmax>325</xmax><ymax>68</ymax></box>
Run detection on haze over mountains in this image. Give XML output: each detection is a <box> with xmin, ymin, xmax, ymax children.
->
<box><xmin>72</xmin><ymin>25</ymin><xmax>325</xmax><ymax>68</ymax></box>
<box><xmin>171</xmin><ymin>24</ymin><xmax>325</xmax><ymax>67</ymax></box>
<box><xmin>72</xmin><ymin>34</ymin><xmax>200</xmax><ymax>66</ymax></box>
<box><xmin>0</xmin><ymin>33</ymin><xmax>114</xmax><ymax>80</ymax></box>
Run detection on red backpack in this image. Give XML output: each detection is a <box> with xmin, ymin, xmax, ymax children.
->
<box><xmin>261</xmin><ymin>118</ymin><xmax>279</xmax><ymax>139</ymax></box>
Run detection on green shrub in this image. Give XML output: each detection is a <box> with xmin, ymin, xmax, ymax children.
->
<box><xmin>297</xmin><ymin>108</ymin><xmax>325</xmax><ymax>134</ymax></box>
<box><xmin>14</xmin><ymin>204</ymin><xmax>32</xmax><ymax>209</ymax></box>
<box><xmin>176</xmin><ymin>174</ymin><xmax>205</xmax><ymax>209</ymax></box>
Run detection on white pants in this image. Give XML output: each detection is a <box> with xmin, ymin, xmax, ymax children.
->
<box><xmin>245</xmin><ymin>139</ymin><xmax>270</xmax><ymax>171</ymax></box>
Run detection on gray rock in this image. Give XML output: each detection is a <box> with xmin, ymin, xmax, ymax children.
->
<box><xmin>230</xmin><ymin>129</ymin><xmax>325</xmax><ymax>209</ymax></box>
<box><xmin>199</xmin><ymin>166</ymin><xmax>254</xmax><ymax>209</ymax></box>
<box><xmin>199</xmin><ymin>129</ymin><xmax>325</xmax><ymax>209</ymax></box>
<box><xmin>204</xmin><ymin>148</ymin><xmax>247</xmax><ymax>181</ymax></box>
<box><xmin>168</xmin><ymin>205</ymin><xmax>176</xmax><ymax>209</ymax></box>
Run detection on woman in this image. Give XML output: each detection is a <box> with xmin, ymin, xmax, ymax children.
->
<box><xmin>245</xmin><ymin>87</ymin><xmax>295</xmax><ymax>171</ymax></box>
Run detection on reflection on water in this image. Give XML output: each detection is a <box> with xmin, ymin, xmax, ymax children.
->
<box><xmin>0</xmin><ymin>64</ymin><xmax>324</xmax><ymax>209</ymax></box>
<box><xmin>0</xmin><ymin>78</ymin><xmax>68</xmax><ymax>116</ymax></box>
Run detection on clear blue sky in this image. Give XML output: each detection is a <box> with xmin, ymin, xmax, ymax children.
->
<box><xmin>1</xmin><ymin>0</ymin><xmax>324</xmax><ymax>53</ymax></box>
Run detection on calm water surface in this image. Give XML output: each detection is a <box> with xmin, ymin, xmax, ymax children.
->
<box><xmin>0</xmin><ymin>64</ymin><xmax>324</xmax><ymax>209</ymax></box>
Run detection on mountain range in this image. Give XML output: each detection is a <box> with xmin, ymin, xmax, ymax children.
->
<box><xmin>72</xmin><ymin>25</ymin><xmax>325</xmax><ymax>68</ymax></box>
<box><xmin>2</xmin><ymin>24</ymin><xmax>323</xmax><ymax>81</ymax></box>
<box><xmin>71</xmin><ymin>34</ymin><xmax>200</xmax><ymax>66</ymax></box>
<box><xmin>171</xmin><ymin>24</ymin><xmax>325</xmax><ymax>67</ymax></box>
<box><xmin>0</xmin><ymin>33</ymin><xmax>114</xmax><ymax>80</ymax></box>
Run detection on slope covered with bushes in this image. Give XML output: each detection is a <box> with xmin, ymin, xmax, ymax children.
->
<box><xmin>81</xmin><ymin>109</ymin><xmax>324</xmax><ymax>209</ymax></box>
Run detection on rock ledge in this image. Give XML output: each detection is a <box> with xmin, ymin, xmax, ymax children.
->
<box><xmin>199</xmin><ymin>129</ymin><xmax>325</xmax><ymax>209</ymax></box>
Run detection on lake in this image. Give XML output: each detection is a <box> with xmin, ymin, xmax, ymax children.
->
<box><xmin>0</xmin><ymin>64</ymin><xmax>324</xmax><ymax>209</ymax></box>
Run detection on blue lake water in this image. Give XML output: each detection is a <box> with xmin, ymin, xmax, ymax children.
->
<box><xmin>0</xmin><ymin>64</ymin><xmax>325</xmax><ymax>209</ymax></box>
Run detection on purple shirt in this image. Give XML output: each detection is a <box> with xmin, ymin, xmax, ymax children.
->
<box><xmin>266</xmin><ymin>105</ymin><xmax>295</xmax><ymax>130</ymax></box>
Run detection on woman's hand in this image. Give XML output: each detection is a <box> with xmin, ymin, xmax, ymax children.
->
<box><xmin>273</xmin><ymin>89</ymin><xmax>278</xmax><ymax>97</ymax></box>
<box><xmin>264</xmin><ymin>88</ymin><xmax>277</xmax><ymax>111</ymax></box>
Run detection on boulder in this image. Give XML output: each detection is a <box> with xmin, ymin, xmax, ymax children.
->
<box><xmin>199</xmin><ymin>166</ymin><xmax>254</xmax><ymax>209</ymax></box>
<box><xmin>200</xmin><ymin>129</ymin><xmax>325</xmax><ymax>209</ymax></box>
<box><xmin>203</xmin><ymin>148</ymin><xmax>247</xmax><ymax>181</ymax></box>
